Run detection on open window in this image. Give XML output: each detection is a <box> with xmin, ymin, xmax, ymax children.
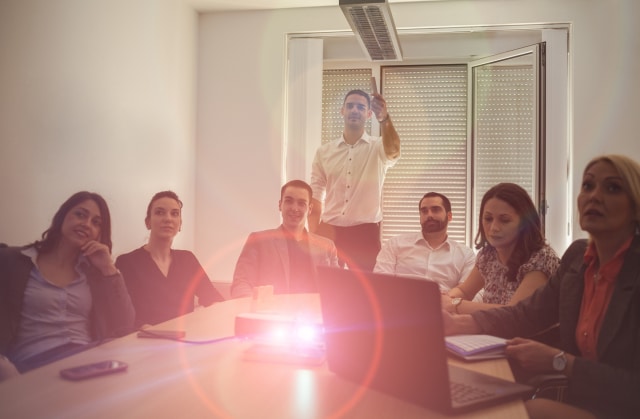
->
<box><xmin>287</xmin><ymin>27</ymin><xmax>569</xmax><ymax>252</ymax></box>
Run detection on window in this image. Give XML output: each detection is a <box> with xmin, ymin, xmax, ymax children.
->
<box><xmin>293</xmin><ymin>28</ymin><xmax>570</xmax><ymax>252</ymax></box>
<box><xmin>321</xmin><ymin>48</ymin><xmax>543</xmax><ymax>247</ymax></box>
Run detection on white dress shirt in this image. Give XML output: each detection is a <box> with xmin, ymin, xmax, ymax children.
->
<box><xmin>310</xmin><ymin>133</ymin><xmax>398</xmax><ymax>226</ymax></box>
<box><xmin>374</xmin><ymin>232</ymin><xmax>479</xmax><ymax>298</ymax></box>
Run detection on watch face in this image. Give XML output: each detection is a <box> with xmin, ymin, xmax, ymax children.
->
<box><xmin>553</xmin><ymin>353</ymin><xmax>567</xmax><ymax>371</ymax></box>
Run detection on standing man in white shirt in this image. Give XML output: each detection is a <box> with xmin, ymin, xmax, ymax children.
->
<box><xmin>374</xmin><ymin>192</ymin><xmax>479</xmax><ymax>299</ymax></box>
<box><xmin>309</xmin><ymin>89</ymin><xmax>400</xmax><ymax>271</ymax></box>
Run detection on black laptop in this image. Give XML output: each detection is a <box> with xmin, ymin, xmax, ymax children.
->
<box><xmin>316</xmin><ymin>267</ymin><xmax>533</xmax><ymax>415</ymax></box>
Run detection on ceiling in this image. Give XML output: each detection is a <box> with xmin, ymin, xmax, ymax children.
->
<box><xmin>186</xmin><ymin>0</ymin><xmax>542</xmax><ymax>63</ymax></box>
<box><xmin>186</xmin><ymin>0</ymin><xmax>433</xmax><ymax>12</ymax></box>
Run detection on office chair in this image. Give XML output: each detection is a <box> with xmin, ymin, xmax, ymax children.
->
<box><xmin>528</xmin><ymin>373</ymin><xmax>568</xmax><ymax>401</ymax></box>
<box><xmin>522</xmin><ymin>325</ymin><xmax>569</xmax><ymax>401</ymax></box>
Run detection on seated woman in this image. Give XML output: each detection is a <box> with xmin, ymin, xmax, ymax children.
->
<box><xmin>0</xmin><ymin>191</ymin><xmax>135</xmax><ymax>377</ymax></box>
<box><xmin>445</xmin><ymin>154</ymin><xmax>640</xmax><ymax>418</ymax></box>
<box><xmin>116</xmin><ymin>191</ymin><xmax>224</xmax><ymax>328</ymax></box>
<box><xmin>443</xmin><ymin>183</ymin><xmax>560</xmax><ymax>314</ymax></box>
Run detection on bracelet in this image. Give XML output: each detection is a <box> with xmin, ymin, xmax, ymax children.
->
<box><xmin>377</xmin><ymin>114</ymin><xmax>389</xmax><ymax>124</ymax></box>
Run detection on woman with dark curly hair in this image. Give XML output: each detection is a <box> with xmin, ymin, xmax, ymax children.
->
<box><xmin>443</xmin><ymin>183</ymin><xmax>560</xmax><ymax>314</ymax></box>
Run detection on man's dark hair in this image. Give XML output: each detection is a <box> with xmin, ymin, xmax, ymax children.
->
<box><xmin>343</xmin><ymin>89</ymin><xmax>371</xmax><ymax>108</ymax></box>
<box><xmin>280</xmin><ymin>180</ymin><xmax>313</xmax><ymax>201</ymax></box>
<box><xmin>419</xmin><ymin>192</ymin><xmax>452</xmax><ymax>213</ymax></box>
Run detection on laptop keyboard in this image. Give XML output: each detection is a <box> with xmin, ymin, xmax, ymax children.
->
<box><xmin>450</xmin><ymin>381</ymin><xmax>495</xmax><ymax>404</ymax></box>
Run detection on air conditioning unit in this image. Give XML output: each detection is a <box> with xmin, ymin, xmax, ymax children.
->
<box><xmin>339</xmin><ymin>0</ymin><xmax>403</xmax><ymax>62</ymax></box>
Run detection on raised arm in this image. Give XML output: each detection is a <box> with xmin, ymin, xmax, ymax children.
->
<box><xmin>371</xmin><ymin>93</ymin><xmax>400</xmax><ymax>159</ymax></box>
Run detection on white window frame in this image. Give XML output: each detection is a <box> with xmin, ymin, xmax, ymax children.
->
<box><xmin>285</xmin><ymin>25</ymin><xmax>570</xmax><ymax>254</ymax></box>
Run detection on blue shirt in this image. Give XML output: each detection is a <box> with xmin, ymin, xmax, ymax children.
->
<box><xmin>8</xmin><ymin>248</ymin><xmax>92</xmax><ymax>363</ymax></box>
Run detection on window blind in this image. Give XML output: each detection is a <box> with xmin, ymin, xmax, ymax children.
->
<box><xmin>321</xmin><ymin>66</ymin><xmax>468</xmax><ymax>244</ymax></box>
<box><xmin>321</xmin><ymin>63</ymin><xmax>538</xmax><ymax>247</ymax></box>
<box><xmin>380</xmin><ymin>66</ymin><xmax>469</xmax><ymax>244</ymax></box>
<box><xmin>472</xmin><ymin>65</ymin><xmax>537</xmax><ymax>235</ymax></box>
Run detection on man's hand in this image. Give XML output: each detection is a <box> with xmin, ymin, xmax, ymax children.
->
<box><xmin>371</xmin><ymin>92</ymin><xmax>400</xmax><ymax>159</ymax></box>
<box><xmin>441</xmin><ymin>293</ymin><xmax>455</xmax><ymax>313</ymax></box>
<box><xmin>371</xmin><ymin>93</ymin><xmax>388</xmax><ymax>122</ymax></box>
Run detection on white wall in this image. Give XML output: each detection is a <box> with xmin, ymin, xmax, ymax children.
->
<box><xmin>0</xmin><ymin>0</ymin><xmax>197</xmax><ymax>257</ymax></box>
<box><xmin>1</xmin><ymin>1</ymin><xmax>638</xmax><ymax>285</ymax></box>
<box><xmin>197</xmin><ymin>0</ymin><xmax>640</xmax><ymax>281</ymax></box>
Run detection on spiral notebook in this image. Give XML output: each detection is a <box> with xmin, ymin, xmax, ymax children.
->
<box><xmin>317</xmin><ymin>267</ymin><xmax>532</xmax><ymax>415</ymax></box>
<box><xmin>445</xmin><ymin>334</ymin><xmax>507</xmax><ymax>361</ymax></box>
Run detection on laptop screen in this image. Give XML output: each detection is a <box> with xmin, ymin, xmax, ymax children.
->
<box><xmin>317</xmin><ymin>267</ymin><xmax>452</xmax><ymax>412</ymax></box>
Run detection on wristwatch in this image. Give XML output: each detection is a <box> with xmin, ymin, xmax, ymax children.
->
<box><xmin>450</xmin><ymin>297</ymin><xmax>462</xmax><ymax>314</ymax></box>
<box><xmin>552</xmin><ymin>351</ymin><xmax>567</xmax><ymax>372</ymax></box>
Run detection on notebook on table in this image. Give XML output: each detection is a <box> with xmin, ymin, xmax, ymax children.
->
<box><xmin>316</xmin><ymin>267</ymin><xmax>533</xmax><ymax>415</ymax></box>
<box><xmin>445</xmin><ymin>334</ymin><xmax>507</xmax><ymax>361</ymax></box>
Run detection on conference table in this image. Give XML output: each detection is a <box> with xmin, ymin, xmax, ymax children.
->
<box><xmin>0</xmin><ymin>294</ymin><xmax>528</xmax><ymax>419</ymax></box>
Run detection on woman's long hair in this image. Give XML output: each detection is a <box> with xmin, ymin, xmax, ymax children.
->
<box><xmin>474</xmin><ymin>183</ymin><xmax>545</xmax><ymax>282</ymax></box>
<box><xmin>32</xmin><ymin>191</ymin><xmax>113</xmax><ymax>253</ymax></box>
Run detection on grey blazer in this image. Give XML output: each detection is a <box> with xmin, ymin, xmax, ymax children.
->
<box><xmin>472</xmin><ymin>236</ymin><xmax>640</xmax><ymax>418</ymax></box>
<box><xmin>230</xmin><ymin>226</ymin><xmax>339</xmax><ymax>298</ymax></box>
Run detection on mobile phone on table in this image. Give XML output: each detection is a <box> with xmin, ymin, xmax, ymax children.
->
<box><xmin>60</xmin><ymin>360</ymin><xmax>128</xmax><ymax>381</ymax></box>
<box><xmin>137</xmin><ymin>329</ymin><xmax>186</xmax><ymax>340</ymax></box>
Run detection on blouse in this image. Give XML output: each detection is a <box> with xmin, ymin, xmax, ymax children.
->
<box><xmin>478</xmin><ymin>244</ymin><xmax>559</xmax><ymax>304</ymax></box>
<box><xmin>116</xmin><ymin>247</ymin><xmax>224</xmax><ymax>327</ymax></box>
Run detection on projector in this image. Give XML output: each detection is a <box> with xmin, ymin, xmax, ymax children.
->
<box><xmin>234</xmin><ymin>312</ymin><xmax>324</xmax><ymax>347</ymax></box>
<box><xmin>235</xmin><ymin>312</ymin><xmax>326</xmax><ymax>366</ymax></box>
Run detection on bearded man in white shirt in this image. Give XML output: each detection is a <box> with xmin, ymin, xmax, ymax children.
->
<box><xmin>374</xmin><ymin>192</ymin><xmax>480</xmax><ymax>300</ymax></box>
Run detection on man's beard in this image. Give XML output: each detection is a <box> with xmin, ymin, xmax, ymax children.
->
<box><xmin>421</xmin><ymin>218</ymin><xmax>448</xmax><ymax>234</ymax></box>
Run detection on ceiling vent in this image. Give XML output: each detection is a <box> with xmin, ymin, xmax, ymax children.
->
<box><xmin>339</xmin><ymin>0</ymin><xmax>403</xmax><ymax>62</ymax></box>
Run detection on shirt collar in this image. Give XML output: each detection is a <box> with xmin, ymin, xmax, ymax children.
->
<box><xmin>414</xmin><ymin>233</ymin><xmax>451</xmax><ymax>251</ymax></box>
<box><xmin>583</xmin><ymin>236</ymin><xmax>633</xmax><ymax>280</ymax></box>
<box><xmin>21</xmin><ymin>246</ymin><xmax>90</xmax><ymax>272</ymax></box>
<box><xmin>339</xmin><ymin>131</ymin><xmax>372</xmax><ymax>145</ymax></box>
